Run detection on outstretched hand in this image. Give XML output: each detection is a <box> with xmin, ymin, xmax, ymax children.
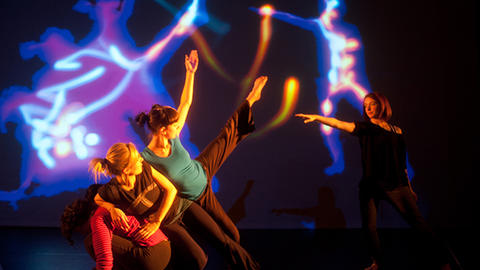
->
<box><xmin>295</xmin><ymin>113</ymin><xmax>318</xmax><ymax>124</ymax></box>
<box><xmin>185</xmin><ymin>50</ymin><xmax>198</xmax><ymax>73</ymax></box>
<box><xmin>246</xmin><ymin>76</ymin><xmax>268</xmax><ymax>106</ymax></box>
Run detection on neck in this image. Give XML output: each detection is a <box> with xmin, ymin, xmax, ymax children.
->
<box><xmin>148</xmin><ymin>134</ymin><xmax>171</xmax><ymax>157</ymax></box>
<box><xmin>370</xmin><ymin>118</ymin><xmax>384</xmax><ymax>125</ymax></box>
<box><xmin>117</xmin><ymin>174</ymin><xmax>135</xmax><ymax>189</ymax></box>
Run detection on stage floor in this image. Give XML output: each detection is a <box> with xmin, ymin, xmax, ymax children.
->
<box><xmin>0</xmin><ymin>227</ymin><xmax>471</xmax><ymax>270</ymax></box>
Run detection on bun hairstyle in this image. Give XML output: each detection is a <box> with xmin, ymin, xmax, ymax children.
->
<box><xmin>89</xmin><ymin>142</ymin><xmax>136</xmax><ymax>182</ymax></box>
<box><xmin>135</xmin><ymin>104</ymin><xmax>179</xmax><ymax>133</ymax></box>
<box><xmin>60</xmin><ymin>184</ymin><xmax>103</xmax><ymax>245</ymax></box>
<box><xmin>363</xmin><ymin>92</ymin><xmax>392</xmax><ymax>121</ymax></box>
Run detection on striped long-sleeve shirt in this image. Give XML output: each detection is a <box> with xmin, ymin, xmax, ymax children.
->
<box><xmin>90</xmin><ymin>207</ymin><xmax>168</xmax><ymax>270</ymax></box>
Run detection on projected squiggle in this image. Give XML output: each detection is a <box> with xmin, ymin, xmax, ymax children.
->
<box><xmin>253</xmin><ymin>77</ymin><xmax>300</xmax><ymax>137</ymax></box>
<box><xmin>155</xmin><ymin>0</ymin><xmax>234</xmax><ymax>82</ymax></box>
<box><xmin>253</xmin><ymin>0</ymin><xmax>369</xmax><ymax>175</ymax></box>
<box><xmin>254</xmin><ymin>0</ymin><xmax>414</xmax><ymax>180</ymax></box>
<box><xmin>0</xmin><ymin>0</ymin><xmax>208</xmax><ymax>206</ymax></box>
<box><xmin>239</xmin><ymin>5</ymin><xmax>273</xmax><ymax>102</ymax></box>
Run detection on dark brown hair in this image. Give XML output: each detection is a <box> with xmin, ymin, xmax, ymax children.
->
<box><xmin>60</xmin><ymin>184</ymin><xmax>102</xmax><ymax>245</ymax></box>
<box><xmin>135</xmin><ymin>104</ymin><xmax>179</xmax><ymax>134</ymax></box>
<box><xmin>363</xmin><ymin>92</ymin><xmax>392</xmax><ymax>121</ymax></box>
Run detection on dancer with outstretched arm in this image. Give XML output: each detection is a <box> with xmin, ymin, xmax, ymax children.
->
<box><xmin>296</xmin><ymin>92</ymin><xmax>452</xmax><ymax>270</ymax></box>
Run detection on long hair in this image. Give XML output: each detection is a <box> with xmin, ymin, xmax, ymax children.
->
<box><xmin>60</xmin><ymin>184</ymin><xmax>102</xmax><ymax>245</ymax></box>
<box><xmin>89</xmin><ymin>142</ymin><xmax>136</xmax><ymax>182</ymax></box>
<box><xmin>135</xmin><ymin>104</ymin><xmax>179</xmax><ymax>134</ymax></box>
<box><xmin>363</xmin><ymin>92</ymin><xmax>392</xmax><ymax>121</ymax></box>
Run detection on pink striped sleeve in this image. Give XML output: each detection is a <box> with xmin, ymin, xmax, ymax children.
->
<box><xmin>90</xmin><ymin>208</ymin><xmax>114</xmax><ymax>270</ymax></box>
<box><xmin>90</xmin><ymin>207</ymin><xmax>169</xmax><ymax>270</ymax></box>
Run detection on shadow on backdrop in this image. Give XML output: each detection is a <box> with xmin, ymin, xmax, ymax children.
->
<box><xmin>272</xmin><ymin>186</ymin><xmax>346</xmax><ymax>229</ymax></box>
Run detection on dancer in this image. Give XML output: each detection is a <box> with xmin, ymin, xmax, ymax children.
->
<box><xmin>89</xmin><ymin>141</ymin><xmax>206</xmax><ymax>269</ymax></box>
<box><xmin>135</xmin><ymin>50</ymin><xmax>266</xmax><ymax>269</ymax></box>
<box><xmin>296</xmin><ymin>92</ymin><xmax>451</xmax><ymax>270</ymax></box>
<box><xmin>90</xmin><ymin>142</ymin><xmax>177</xmax><ymax>238</ymax></box>
<box><xmin>60</xmin><ymin>184</ymin><xmax>171</xmax><ymax>270</ymax></box>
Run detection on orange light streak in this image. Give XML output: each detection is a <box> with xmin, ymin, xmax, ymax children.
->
<box><xmin>190</xmin><ymin>31</ymin><xmax>234</xmax><ymax>82</ymax></box>
<box><xmin>253</xmin><ymin>77</ymin><xmax>299</xmax><ymax>137</ymax></box>
<box><xmin>239</xmin><ymin>5</ymin><xmax>273</xmax><ymax>100</ymax></box>
<box><xmin>146</xmin><ymin>7</ymin><xmax>198</xmax><ymax>60</ymax></box>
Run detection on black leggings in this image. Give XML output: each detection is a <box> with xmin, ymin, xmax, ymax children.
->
<box><xmin>162</xmin><ymin>202</ymin><xmax>259</xmax><ymax>270</ymax></box>
<box><xmin>360</xmin><ymin>185</ymin><xmax>449</xmax><ymax>267</ymax></box>
<box><xmin>195</xmin><ymin>100</ymin><xmax>255</xmax><ymax>243</ymax></box>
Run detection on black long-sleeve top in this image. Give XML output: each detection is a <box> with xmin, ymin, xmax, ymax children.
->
<box><xmin>352</xmin><ymin>121</ymin><xmax>409</xmax><ymax>190</ymax></box>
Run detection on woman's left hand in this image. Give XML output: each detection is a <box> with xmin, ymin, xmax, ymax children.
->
<box><xmin>134</xmin><ymin>221</ymin><xmax>161</xmax><ymax>241</ymax></box>
<box><xmin>295</xmin><ymin>113</ymin><xmax>318</xmax><ymax>124</ymax></box>
<box><xmin>185</xmin><ymin>50</ymin><xmax>198</xmax><ymax>73</ymax></box>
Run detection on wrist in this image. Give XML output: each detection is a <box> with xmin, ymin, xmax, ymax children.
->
<box><xmin>151</xmin><ymin>220</ymin><xmax>161</xmax><ymax>226</ymax></box>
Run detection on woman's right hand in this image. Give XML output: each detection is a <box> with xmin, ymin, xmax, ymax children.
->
<box><xmin>185</xmin><ymin>50</ymin><xmax>198</xmax><ymax>73</ymax></box>
<box><xmin>109</xmin><ymin>207</ymin><xmax>130</xmax><ymax>231</ymax></box>
<box><xmin>295</xmin><ymin>113</ymin><xmax>318</xmax><ymax>124</ymax></box>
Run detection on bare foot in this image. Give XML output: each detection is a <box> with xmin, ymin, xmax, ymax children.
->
<box><xmin>246</xmin><ymin>76</ymin><xmax>268</xmax><ymax>106</ymax></box>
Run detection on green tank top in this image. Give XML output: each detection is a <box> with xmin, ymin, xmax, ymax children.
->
<box><xmin>141</xmin><ymin>137</ymin><xmax>207</xmax><ymax>200</ymax></box>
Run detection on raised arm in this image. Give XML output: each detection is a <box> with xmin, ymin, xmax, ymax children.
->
<box><xmin>135</xmin><ymin>167</ymin><xmax>177</xmax><ymax>240</ymax></box>
<box><xmin>175</xmin><ymin>50</ymin><xmax>198</xmax><ymax>134</ymax></box>
<box><xmin>295</xmin><ymin>113</ymin><xmax>355</xmax><ymax>133</ymax></box>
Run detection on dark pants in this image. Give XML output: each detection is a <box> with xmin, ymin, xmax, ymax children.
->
<box><xmin>163</xmin><ymin>202</ymin><xmax>259</xmax><ymax>270</ymax></box>
<box><xmin>359</xmin><ymin>185</ymin><xmax>449</xmax><ymax>267</ymax></box>
<box><xmin>160</xmin><ymin>101</ymin><xmax>258</xmax><ymax>270</ymax></box>
<box><xmin>195</xmin><ymin>100</ymin><xmax>255</xmax><ymax>243</ymax></box>
<box><xmin>84</xmin><ymin>234</ymin><xmax>171</xmax><ymax>270</ymax></box>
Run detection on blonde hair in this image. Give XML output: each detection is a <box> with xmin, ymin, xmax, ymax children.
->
<box><xmin>89</xmin><ymin>142</ymin><xmax>137</xmax><ymax>183</ymax></box>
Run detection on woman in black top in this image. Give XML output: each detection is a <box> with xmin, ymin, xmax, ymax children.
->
<box><xmin>296</xmin><ymin>92</ymin><xmax>451</xmax><ymax>270</ymax></box>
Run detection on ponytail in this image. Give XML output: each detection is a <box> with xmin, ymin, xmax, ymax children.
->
<box><xmin>135</xmin><ymin>104</ymin><xmax>179</xmax><ymax>133</ymax></box>
<box><xmin>89</xmin><ymin>143</ymin><xmax>136</xmax><ymax>182</ymax></box>
<box><xmin>135</xmin><ymin>111</ymin><xmax>149</xmax><ymax>128</ymax></box>
<box><xmin>89</xmin><ymin>158</ymin><xmax>114</xmax><ymax>183</ymax></box>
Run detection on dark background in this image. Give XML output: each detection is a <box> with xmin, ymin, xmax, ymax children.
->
<box><xmin>0</xmin><ymin>0</ymin><xmax>475</xmax><ymax>229</ymax></box>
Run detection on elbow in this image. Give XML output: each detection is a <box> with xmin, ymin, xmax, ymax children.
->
<box><xmin>170</xmin><ymin>187</ymin><xmax>177</xmax><ymax>198</ymax></box>
<box><xmin>94</xmin><ymin>195</ymin><xmax>102</xmax><ymax>206</ymax></box>
<box><xmin>167</xmin><ymin>184</ymin><xmax>177</xmax><ymax>199</ymax></box>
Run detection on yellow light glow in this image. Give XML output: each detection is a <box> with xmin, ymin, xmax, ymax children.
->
<box><xmin>259</xmin><ymin>5</ymin><xmax>274</xmax><ymax>16</ymax></box>
<box><xmin>54</xmin><ymin>140</ymin><xmax>72</xmax><ymax>157</ymax></box>
<box><xmin>321</xmin><ymin>99</ymin><xmax>333</xmax><ymax>116</ymax></box>
<box><xmin>253</xmin><ymin>77</ymin><xmax>300</xmax><ymax>137</ymax></box>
